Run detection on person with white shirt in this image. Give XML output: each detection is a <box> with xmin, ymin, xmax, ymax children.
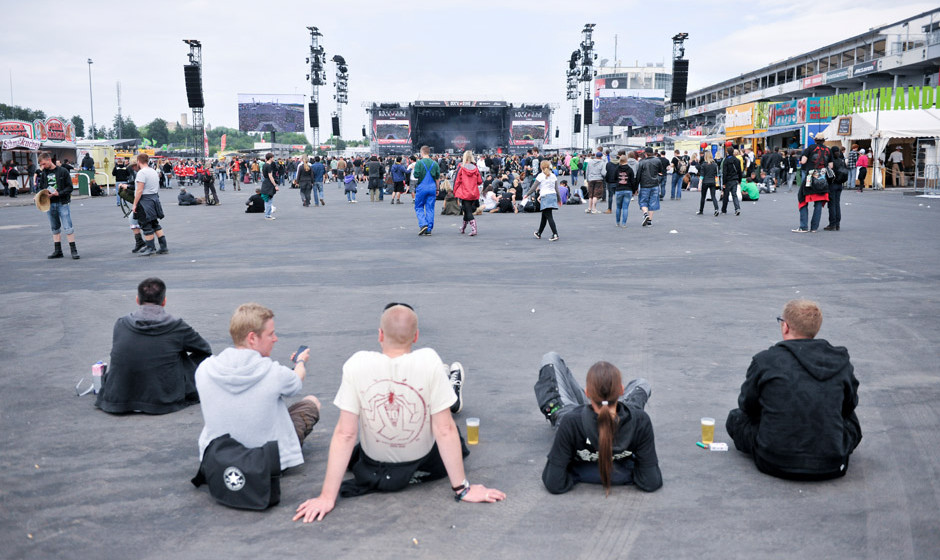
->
<box><xmin>131</xmin><ymin>153</ymin><xmax>168</xmax><ymax>256</ymax></box>
<box><xmin>532</xmin><ymin>159</ymin><xmax>561</xmax><ymax>241</ymax></box>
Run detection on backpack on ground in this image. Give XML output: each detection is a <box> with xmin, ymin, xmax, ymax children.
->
<box><xmin>191</xmin><ymin>434</ymin><xmax>281</xmax><ymax>510</ymax></box>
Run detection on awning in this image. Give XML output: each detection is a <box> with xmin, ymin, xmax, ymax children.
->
<box><xmin>739</xmin><ymin>126</ymin><xmax>803</xmax><ymax>139</ymax></box>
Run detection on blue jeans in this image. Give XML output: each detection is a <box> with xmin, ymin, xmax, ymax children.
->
<box><xmin>615</xmin><ymin>190</ymin><xmax>632</xmax><ymax>225</ymax></box>
<box><xmin>659</xmin><ymin>175</ymin><xmax>667</xmax><ymax>199</ymax></box>
<box><xmin>671</xmin><ymin>172</ymin><xmax>683</xmax><ymax>199</ymax></box>
<box><xmin>637</xmin><ymin>187</ymin><xmax>660</xmax><ymax>211</ymax></box>
<box><xmin>414</xmin><ymin>183</ymin><xmax>437</xmax><ymax>231</ymax></box>
<box><xmin>346</xmin><ymin>189</ymin><xmax>356</xmax><ymax>202</ymax></box>
<box><xmin>217</xmin><ymin>173</ymin><xmax>226</xmax><ymax>190</ymax></box>
<box><xmin>799</xmin><ymin>201</ymin><xmax>824</xmax><ymax>230</ymax></box>
<box><xmin>263</xmin><ymin>196</ymin><xmax>274</xmax><ymax>217</ymax></box>
<box><xmin>312</xmin><ymin>181</ymin><xmax>323</xmax><ymax>205</ymax></box>
<box><xmin>570</xmin><ymin>170</ymin><xmax>579</xmax><ymax>186</ymax></box>
<box><xmin>48</xmin><ymin>201</ymin><xmax>74</xmax><ymax>235</ymax></box>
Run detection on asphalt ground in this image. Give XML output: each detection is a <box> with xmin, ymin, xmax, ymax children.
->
<box><xmin>1</xmin><ymin>180</ymin><xmax>938</xmax><ymax>560</ymax></box>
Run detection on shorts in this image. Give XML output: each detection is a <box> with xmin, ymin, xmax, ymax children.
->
<box><xmin>637</xmin><ymin>187</ymin><xmax>661</xmax><ymax>211</ymax></box>
<box><xmin>393</xmin><ymin>181</ymin><xmax>405</xmax><ymax>193</ymax></box>
<box><xmin>288</xmin><ymin>398</ymin><xmax>320</xmax><ymax>445</ymax></box>
<box><xmin>588</xmin><ymin>180</ymin><xmax>605</xmax><ymax>199</ymax></box>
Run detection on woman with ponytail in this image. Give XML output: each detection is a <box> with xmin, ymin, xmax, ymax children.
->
<box><xmin>535</xmin><ymin>352</ymin><xmax>662</xmax><ymax>494</ymax></box>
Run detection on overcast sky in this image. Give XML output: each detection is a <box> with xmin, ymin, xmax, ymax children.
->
<box><xmin>3</xmin><ymin>1</ymin><xmax>933</xmax><ymax>143</ymax></box>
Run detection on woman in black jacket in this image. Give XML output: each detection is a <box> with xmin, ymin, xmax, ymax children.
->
<box><xmin>697</xmin><ymin>152</ymin><xmax>720</xmax><ymax>216</ymax></box>
<box><xmin>535</xmin><ymin>353</ymin><xmax>662</xmax><ymax>495</ymax></box>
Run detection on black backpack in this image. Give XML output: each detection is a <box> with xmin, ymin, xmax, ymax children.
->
<box><xmin>192</xmin><ymin>434</ymin><xmax>281</xmax><ymax>510</ymax></box>
<box><xmin>832</xmin><ymin>157</ymin><xmax>849</xmax><ymax>184</ymax></box>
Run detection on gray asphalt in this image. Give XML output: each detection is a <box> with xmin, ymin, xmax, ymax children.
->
<box><xmin>1</xmin><ymin>181</ymin><xmax>938</xmax><ymax>560</ymax></box>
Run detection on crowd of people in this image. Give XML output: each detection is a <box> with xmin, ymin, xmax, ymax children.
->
<box><xmin>91</xmin><ymin>276</ymin><xmax>861</xmax><ymax>518</ymax></box>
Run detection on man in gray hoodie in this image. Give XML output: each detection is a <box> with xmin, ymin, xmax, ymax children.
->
<box><xmin>195</xmin><ymin>303</ymin><xmax>321</xmax><ymax>472</ymax></box>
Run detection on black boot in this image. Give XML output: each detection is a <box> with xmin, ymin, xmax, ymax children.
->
<box><xmin>156</xmin><ymin>236</ymin><xmax>168</xmax><ymax>254</ymax></box>
<box><xmin>69</xmin><ymin>241</ymin><xmax>80</xmax><ymax>260</ymax></box>
<box><xmin>138</xmin><ymin>238</ymin><xmax>156</xmax><ymax>256</ymax></box>
<box><xmin>131</xmin><ymin>233</ymin><xmax>145</xmax><ymax>253</ymax></box>
<box><xmin>47</xmin><ymin>242</ymin><xmax>63</xmax><ymax>259</ymax></box>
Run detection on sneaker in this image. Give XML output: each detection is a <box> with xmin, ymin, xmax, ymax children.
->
<box><xmin>418</xmin><ymin>226</ymin><xmax>428</xmax><ymax>236</ymax></box>
<box><xmin>714</xmin><ymin>210</ymin><xmax>720</xmax><ymax>216</ymax></box>
<box><xmin>791</xmin><ymin>228</ymin><xmax>808</xmax><ymax>233</ymax></box>
<box><xmin>735</xmin><ymin>209</ymin><xmax>740</xmax><ymax>216</ymax></box>
<box><xmin>449</xmin><ymin>362</ymin><xmax>465</xmax><ymax>413</ymax></box>
<box><xmin>549</xmin><ymin>234</ymin><xmax>559</xmax><ymax>241</ymax></box>
<box><xmin>591</xmin><ymin>209</ymin><xmax>600</xmax><ymax>214</ymax></box>
<box><xmin>265</xmin><ymin>216</ymin><xmax>276</xmax><ymax>220</ymax></box>
<box><xmin>695</xmin><ymin>211</ymin><xmax>703</xmax><ymax>215</ymax></box>
<box><xmin>823</xmin><ymin>225</ymin><xmax>835</xmax><ymax>231</ymax></box>
<box><xmin>585</xmin><ymin>208</ymin><xmax>591</xmax><ymax>213</ymax></box>
<box><xmin>641</xmin><ymin>213</ymin><xmax>650</xmax><ymax>227</ymax></box>
<box><xmin>809</xmin><ymin>229</ymin><xmax>818</xmax><ymax>233</ymax></box>
<box><xmin>533</xmin><ymin>231</ymin><xmax>541</xmax><ymax>239</ymax></box>
<box><xmin>623</xmin><ymin>378</ymin><xmax>652</xmax><ymax>409</ymax></box>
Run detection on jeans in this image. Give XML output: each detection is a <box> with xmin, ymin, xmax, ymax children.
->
<box><xmin>606</xmin><ymin>183</ymin><xmax>616</xmax><ymax>209</ymax></box>
<box><xmin>346</xmin><ymin>189</ymin><xmax>356</xmax><ymax>202</ymax></box>
<box><xmin>312</xmin><ymin>181</ymin><xmax>323</xmax><ymax>205</ymax></box>
<box><xmin>535</xmin><ymin>352</ymin><xmax>648</xmax><ymax>426</ymax></box>
<box><xmin>659</xmin><ymin>175</ymin><xmax>667</xmax><ymax>199</ymax></box>
<box><xmin>847</xmin><ymin>168</ymin><xmax>858</xmax><ymax>190</ymax></box>
<box><xmin>570</xmin><ymin>170</ymin><xmax>579</xmax><ymax>187</ymax></box>
<box><xmin>799</xmin><ymin>201</ymin><xmax>824</xmax><ymax>230</ymax></box>
<box><xmin>264</xmin><ymin>197</ymin><xmax>273</xmax><ymax>217</ymax></box>
<box><xmin>614</xmin><ymin>190</ymin><xmax>632</xmax><ymax>225</ymax></box>
<box><xmin>217</xmin><ymin>172</ymin><xmax>226</xmax><ymax>190</ymax></box>
<box><xmin>827</xmin><ymin>188</ymin><xmax>842</xmax><ymax>226</ymax></box>
<box><xmin>786</xmin><ymin>171</ymin><xmax>796</xmax><ymax>191</ymax></box>
<box><xmin>48</xmin><ymin>201</ymin><xmax>74</xmax><ymax>235</ymax></box>
<box><xmin>671</xmin><ymin>172</ymin><xmax>683</xmax><ymax>199</ymax></box>
<box><xmin>721</xmin><ymin>182</ymin><xmax>741</xmax><ymax>213</ymax></box>
<box><xmin>414</xmin><ymin>183</ymin><xmax>437</xmax><ymax>231</ymax></box>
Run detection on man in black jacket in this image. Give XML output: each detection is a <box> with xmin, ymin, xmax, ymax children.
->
<box><xmin>95</xmin><ymin>278</ymin><xmax>212</xmax><ymax>414</ymax></box>
<box><xmin>726</xmin><ymin>299</ymin><xmax>861</xmax><ymax>480</ymax></box>
<box><xmin>38</xmin><ymin>152</ymin><xmax>80</xmax><ymax>259</ymax></box>
<box><xmin>720</xmin><ymin>148</ymin><xmax>742</xmax><ymax>216</ymax></box>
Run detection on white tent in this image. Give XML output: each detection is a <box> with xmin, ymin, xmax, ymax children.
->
<box><xmin>821</xmin><ymin>109</ymin><xmax>940</xmax><ymax>188</ymax></box>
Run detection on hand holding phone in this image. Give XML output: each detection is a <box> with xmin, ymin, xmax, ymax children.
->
<box><xmin>292</xmin><ymin>345</ymin><xmax>309</xmax><ymax>363</ymax></box>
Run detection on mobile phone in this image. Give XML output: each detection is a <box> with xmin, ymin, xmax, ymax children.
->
<box><xmin>292</xmin><ymin>345</ymin><xmax>309</xmax><ymax>363</ymax></box>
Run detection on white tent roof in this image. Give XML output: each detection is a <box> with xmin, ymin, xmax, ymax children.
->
<box><xmin>822</xmin><ymin>109</ymin><xmax>940</xmax><ymax>141</ymax></box>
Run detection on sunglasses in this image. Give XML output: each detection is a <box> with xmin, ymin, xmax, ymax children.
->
<box><xmin>384</xmin><ymin>302</ymin><xmax>414</xmax><ymax>311</ymax></box>
<box><xmin>776</xmin><ymin>316</ymin><xmax>786</xmax><ymax>325</ymax></box>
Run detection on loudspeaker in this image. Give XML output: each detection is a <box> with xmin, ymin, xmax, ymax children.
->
<box><xmin>573</xmin><ymin>113</ymin><xmax>582</xmax><ymax>134</ymax></box>
<box><xmin>671</xmin><ymin>59</ymin><xmax>689</xmax><ymax>105</ymax></box>
<box><xmin>183</xmin><ymin>65</ymin><xmax>204</xmax><ymax>108</ymax></box>
<box><xmin>555</xmin><ymin>128</ymin><xmax>560</xmax><ymax>138</ymax></box>
<box><xmin>308</xmin><ymin>102</ymin><xmax>319</xmax><ymax>128</ymax></box>
<box><xmin>362</xmin><ymin>126</ymin><xmax>367</xmax><ymax>137</ymax></box>
<box><xmin>583</xmin><ymin>99</ymin><xmax>593</xmax><ymax>125</ymax></box>
<box><xmin>331</xmin><ymin>116</ymin><xmax>340</xmax><ymax>137</ymax></box>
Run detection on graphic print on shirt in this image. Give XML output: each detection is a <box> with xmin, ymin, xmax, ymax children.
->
<box><xmin>361</xmin><ymin>379</ymin><xmax>428</xmax><ymax>448</ymax></box>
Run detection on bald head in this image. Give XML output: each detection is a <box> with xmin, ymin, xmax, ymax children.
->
<box><xmin>380</xmin><ymin>305</ymin><xmax>418</xmax><ymax>349</ymax></box>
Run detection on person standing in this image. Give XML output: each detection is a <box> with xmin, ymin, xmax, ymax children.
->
<box><xmin>389</xmin><ymin>156</ymin><xmax>408</xmax><ymax>205</ymax></box>
<box><xmin>569</xmin><ymin>152</ymin><xmax>581</xmax><ymax>191</ymax></box>
<box><xmin>670</xmin><ymin>150</ymin><xmax>685</xmax><ymax>200</ymax></box>
<box><xmin>310</xmin><ymin>156</ymin><xmax>326</xmax><ymax>206</ymax></box>
<box><xmin>413</xmin><ymin>146</ymin><xmax>441</xmax><ymax>236</ymax></box>
<box><xmin>887</xmin><ymin>146</ymin><xmax>905</xmax><ymax>187</ymax></box>
<box><xmin>612</xmin><ymin>154</ymin><xmax>636</xmax><ymax>228</ymax></box>
<box><xmin>604</xmin><ymin>150</ymin><xmax>620</xmax><ymax>214</ymax></box>
<box><xmin>295</xmin><ymin>155</ymin><xmax>314</xmax><ymax>207</ymax></box>
<box><xmin>720</xmin><ymin>147</ymin><xmax>742</xmax><ymax>216</ymax></box>
<box><xmin>584</xmin><ymin>151</ymin><xmax>606</xmax><ymax>214</ymax></box>
<box><xmin>532</xmin><ymin>160</ymin><xmax>560</xmax><ymax>241</ymax></box>
<box><xmin>38</xmin><ymin>152</ymin><xmax>79</xmax><ymax>259</ymax></box>
<box><xmin>635</xmin><ymin>148</ymin><xmax>663</xmax><ymax>227</ymax></box>
<box><xmin>845</xmin><ymin>144</ymin><xmax>859</xmax><ymax>192</ymax></box>
<box><xmin>855</xmin><ymin>149</ymin><xmax>869</xmax><ymax>192</ymax></box>
<box><xmin>697</xmin><ymin>152</ymin><xmax>720</xmax><ymax>216</ymax></box>
<box><xmin>824</xmin><ymin>146</ymin><xmax>848</xmax><ymax>231</ymax></box>
<box><xmin>657</xmin><ymin>151</ymin><xmax>670</xmax><ymax>201</ymax></box>
<box><xmin>365</xmin><ymin>155</ymin><xmax>385</xmax><ymax>203</ymax></box>
<box><xmin>261</xmin><ymin>153</ymin><xmax>279</xmax><ymax>220</ymax></box>
<box><xmin>131</xmin><ymin>154</ymin><xmax>168</xmax><ymax>256</ymax></box>
<box><xmin>453</xmin><ymin>150</ymin><xmax>483</xmax><ymax>236</ymax></box>
<box><xmin>793</xmin><ymin>133</ymin><xmax>832</xmax><ymax>233</ymax></box>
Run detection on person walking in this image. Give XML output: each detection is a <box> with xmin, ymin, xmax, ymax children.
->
<box><xmin>824</xmin><ymin>146</ymin><xmax>848</xmax><ymax>231</ymax></box>
<box><xmin>295</xmin><ymin>155</ymin><xmax>314</xmax><ymax>207</ymax></box>
<box><xmin>612</xmin><ymin>154</ymin><xmax>636</xmax><ymax>228</ymax></box>
<box><xmin>131</xmin><ymin>154</ymin><xmax>168</xmax><ymax>255</ymax></box>
<box><xmin>413</xmin><ymin>146</ymin><xmax>440</xmax><ymax>235</ymax></box>
<box><xmin>453</xmin><ymin>150</ymin><xmax>483</xmax><ymax>236</ymax></box>
<box><xmin>697</xmin><ymin>152</ymin><xmax>720</xmax><ymax>216</ymax></box>
<box><xmin>855</xmin><ymin>149</ymin><xmax>869</xmax><ymax>192</ymax></box>
<box><xmin>533</xmin><ymin>160</ymin><xmax>560</xmax><ymax>241</ymax></box>
<box><xmin>37</xmin><ymin>152</ymin><xmax>80</xmax><ymax>259</ymax></box>
<box><xmin>720</xmin><ymin>147</ymin><xmax>742</xmax><ymax>216</ymax></box>
<box><xmin>260</xmin><ymin>153</ymin><xmax>279</xmax><ymax>220</ymax></box>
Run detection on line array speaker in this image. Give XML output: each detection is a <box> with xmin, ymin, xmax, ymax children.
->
<box><xmin>573</xmin><ymin>113</ymin><xmax>582</xmax><ymax>134</ymax></box>
<box><xmin>308</xmin><ymin>102</ymin><xmax>319</xmax><ymax>128</ymax></box>
<box><xmin>331</xmin><ymin>116</ymin><xmax>340</xmax><ymax>137</ymax></box>
<box><xmin>671</xmin><ymin>59</ymin><xmax>689</xmax><ymax>105</ymax></box>
<box><xmin>583</xmin><ymin>99</ymin><xmax>593</xmax><ymax>125</ymax></box>
<box><xmin>183</xmin><ymin>65</ymin><xmax>204</xmax><ymax>109</ymax></box>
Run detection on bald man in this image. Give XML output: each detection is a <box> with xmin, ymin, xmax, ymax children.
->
<box><xmin>294</xmin><ymin>303</ymin><xmax>505</xmax><ymax>523</ymax></box>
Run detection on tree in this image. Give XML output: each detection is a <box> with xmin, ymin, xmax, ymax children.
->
<box><xmin>141</xmin><ymin>118</ymin><xmax>169</xmax><ymax>145</ymax></box>
<box><xmin>70</xmin><ymin>115</ymin><xmax>85</xmax><ymax>137</ymax></box>
<box><xmin>0</xmin><ymin>103</ymin><xmax>45</xmax><ymax>121</ymax></box>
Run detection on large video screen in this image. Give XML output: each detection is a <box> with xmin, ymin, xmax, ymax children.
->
<box><xmin>508</xmin><ymin>105</ymin><xmax>550</xmax><ymax>147</ymax></box>
<box><xmin>374</xmin><ymin>120</ymin><xmax>411</xmax><ymax>145</ymax></box>
<box><xmin>596</xmin><ymin>89</ymin><xmax>664</xmax><ymax>127</ymax></box>
<box><xmin>237</xmin><ymin>94</ymin><xmax>305</xmax><ymax>133</ymax></box>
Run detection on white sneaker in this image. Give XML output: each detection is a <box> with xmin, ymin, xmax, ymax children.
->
<box><xmin>585</xmin><ymin>208</ymin><xmax>591</xmax><ymax>213</ymax></box>
<box><xmin>272</xmin><ymin>206</ymin><xmax>277</xmax><ymax>213</ymax></box>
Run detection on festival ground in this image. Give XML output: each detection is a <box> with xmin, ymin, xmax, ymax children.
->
<box><xmin>1</xmin><ymin>183</ymin><xmax>938</xmax><ymax>559</ymax></box>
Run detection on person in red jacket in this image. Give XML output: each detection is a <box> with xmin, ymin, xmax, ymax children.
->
<box><xmin>452</xmin><ymin>150</ymin><xmax>483</xmax><ymax>236</ymax></box>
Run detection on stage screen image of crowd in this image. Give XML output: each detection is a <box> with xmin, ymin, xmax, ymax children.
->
<box><xmin>237</xmin><ymin>93</ymin><xmax>305</xmax><ymax>133</ymax></box>
<box><xmin>374</xmin><ymin>120</ymin><xmax>411</xmax><ymax>145</ymax></box>
<box><xmin>595</xmin><ymin>89</ymin><xmax>665</xmax><ymax>127</ymax></box>
<box><xmin>411</xmin><ymin>102</ymin><xmax>509</xmax><ymax>153</ymax></box>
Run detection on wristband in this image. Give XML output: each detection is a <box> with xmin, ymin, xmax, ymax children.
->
<box><xmin>454</xmin><ymin>485</ymin><xmax>471</xmax><ymax>502</ymax></box>
<box><xmin>451</xmin><ymin>478</ymin><xmax>469</xmax><ymax>492</ymax></box>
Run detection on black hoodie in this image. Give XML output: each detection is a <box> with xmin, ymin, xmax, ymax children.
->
<box><xmin>734</xmin><ymin>338</ymin><xmax>861</xmax><ymax>476</ymax></box>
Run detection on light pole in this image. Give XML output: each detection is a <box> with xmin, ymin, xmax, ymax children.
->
<box><xmin>87</xmin><ymin>58</ymin><xmax>95</xmax><ymax>139</ymax></box>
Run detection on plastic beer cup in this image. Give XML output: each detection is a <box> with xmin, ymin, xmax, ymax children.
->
<box><xmin>466</xmin><ymin>417</ymin><xmax>480</xmax><ymax>445</ymax></box>
<box><xmin>701</xmin><ymin>417</ymin><xmax>715</xmax><ymax>445</ymax></box>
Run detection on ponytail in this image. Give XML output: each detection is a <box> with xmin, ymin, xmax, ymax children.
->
<box><xmin>585</xmin><ymin>361</ymin><xmax>623</xmax><ymax>496</ymax></box>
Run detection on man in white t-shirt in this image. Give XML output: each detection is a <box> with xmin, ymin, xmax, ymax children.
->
<box><xmin>131</xmin><ymin>153</ymin><xmax>168</xmax><ymax>256</ymax></box>
<box><xmin>293</xmin><ymin>303</ymin><xmax>505</xmax><ymax>523</ymax></box>
<box><xmin>887</xmin><ymin>146</ymin><xmax>905</xmax><ymax>187</ymax></box>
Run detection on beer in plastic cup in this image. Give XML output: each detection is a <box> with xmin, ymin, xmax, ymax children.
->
<box><xmin>466</xmin><ymin>417</ymin><xmax>480</xmax><ymax>445</ymax></box>
<box><xmin>701</xmin><ymin>417</ymin><xmax>715</xmax><ymax>445</ymax></box>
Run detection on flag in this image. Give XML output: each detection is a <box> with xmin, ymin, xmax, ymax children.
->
<box><xmin>151</xmin><ymin>138</ymin><xmax>156</xmax><ymax>147</ymax></box>
<box><xmin>203</xmin><ymin>129</ymin><xmax>209</xmax><ymax>158</ymax></box>
<box><xmin>141</xmin><ymin>138</ymin><xmax>151</xmax><ymax>147</ymax></box>
<box><xmin>220</xmin><ymin>134</ymin><xmax>227</xmax><ymax>153</ymax></box>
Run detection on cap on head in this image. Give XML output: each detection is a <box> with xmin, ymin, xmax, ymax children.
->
<box><xmin>815</xmin><ymin>132</ymin><xmax>825</xmax><ymax>140</ymax></box>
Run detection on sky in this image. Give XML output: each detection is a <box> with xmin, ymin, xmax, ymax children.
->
<box><xmin>2</xmin><ymin>0</ymin><xmax>934</xmax><ymax>144</ymax></box>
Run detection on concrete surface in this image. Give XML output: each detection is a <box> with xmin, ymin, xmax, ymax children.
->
<box><xmin>1</xmin><ymin>182</ymin><xmax>938</xmax><ymax>560</ymax></box>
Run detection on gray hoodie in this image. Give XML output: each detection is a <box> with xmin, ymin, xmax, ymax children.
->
<box><xmin>196</xmin><ymin>347</ymin><xmax>303</xmax><ymax>470</ymax></box>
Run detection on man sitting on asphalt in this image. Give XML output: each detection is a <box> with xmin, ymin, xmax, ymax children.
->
<box><xmin>293</xmin><ymin>303</ymin><xmax>505</xmax><ymax>523</ymax></box>
<box><xmin>726</xmin><ymin>299</ymin><xmax>862</xmax><ymax>480</ymax></box>
<box><xmin>177</xmin><ymin>187</ymin><xmax>203</xmax><ymax>206</ymax></box>
<box><xmin>95</xmin><ymin>278</ymin><xmax>212</xmax><ymax>414</ymax></box>
<box><xmin>195</xmin><ymin>303</ymin><xmax>321</xmax><ymax>472</ymax></box>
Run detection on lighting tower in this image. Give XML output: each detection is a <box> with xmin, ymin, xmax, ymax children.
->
<box><xmin>579</xmin><ymin>24</ymin><xmax>597</xmax><ymax>151</ymax></box>
<box><xmin>332</xmin><ymin>55</ymin><xmax>349</xmax><ymax>140</ymax></box>
<box><xmin>566</xmin><ymin>49</ymin><xmax>581</xmax><ymax>148</ymax></box>
<box><xmin>306</xmin><ymin>27</ymin><xmax>327</xmax><ymax>151</ymax></box>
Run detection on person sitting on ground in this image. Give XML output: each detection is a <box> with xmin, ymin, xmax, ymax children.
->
<box><xmin>741</xmin><ymin>177</ymin><xmax>760</xmax><ymax>201</ymax></box>
<box><xmin>758</xmin><ymin>170</ymin><xmax>775</xmax><ymax>194</ymax></box>
<box><xmin>497</xmin><ymin>188</ymin><xmax>517</xmax><ymax>213</ymax></box>
<box><xmin>534</xmin><ymin>352</ymin><xmax>662</xmax><ymax>494</ymax></box>
<box><xmin>441</xmin><ymin>185</ymin><xmax>461</xmax><ymax>215</ymax></box>
<box><xmin>726</xmin><ymin>300</ymin><xmax>861</xmax><ymax>481</ymax></box>
<box><xmin>195</xmin><ymin>303</ymin><xmax>321</xmax><ymax>472</ymax></box>
<box><xmin>293</xmin><ymin>303</ymin><xmax>505</xmax><ymax>523</ymax></box>
<box><xmin>177</xmin><ymin>187</ymin><xmax>203</xmax><ymax>206</ymax></box>
<box><xmin>95</xmin><ymin>277</ymin><xmax>212</xmax><ymax>414</ymax></box>
<box><xmin>558</xmin><ymin>180</ymin><xmax>570</xmax><ymax>205</ymax></box>
<box><xmin>480</xmin><ymin>186</ymin><xmax>498</xmax><ymax>213</ymax></box>
<box><xmin>245</xmin><ymin>188</ymin><xmax>264</xmax><ymax>213</ymax></box>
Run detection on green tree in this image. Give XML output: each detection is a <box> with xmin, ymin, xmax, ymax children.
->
<box><xmin>141</xmin><ymin>118</ymin><xmax>169</xmax><ymax>145</ymax></box>
<box><xmin>0</xmin><ymin>103</ymin><xmax>45</xmax><ymax>121</ymax></box>
<box><xmin>70</xmin><ymin>115</ymin><xmax>85</xmax><ymax>137</ymax></box>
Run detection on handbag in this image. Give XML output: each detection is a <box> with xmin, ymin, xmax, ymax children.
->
<box><xmin>192</xmin><ymin>434</ymin><xmax>281</xmax><ymax>510</ymax></box>
<box><xmin>824</xmin><ymin>168</ymin><xmax>835</xmax><ymax>180</ymax></box>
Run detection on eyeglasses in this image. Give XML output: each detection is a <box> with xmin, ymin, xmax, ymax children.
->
<box><xmin>384</xmin><ymin>302</ymin><xmax>414</xmax><ymax>311</ymax></box>
<box><xmin>776</xmin><ymin>316</ymin><xmax>786</xmax><ymax>325</ymax></box>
